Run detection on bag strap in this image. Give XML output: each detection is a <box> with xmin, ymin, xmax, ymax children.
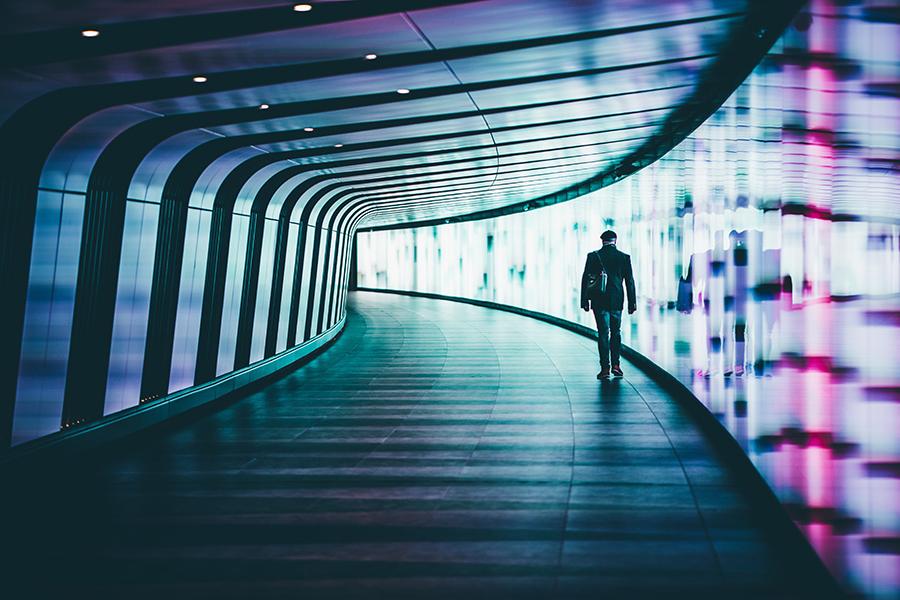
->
<box><xmin>593</xmin><ymin>250</ymin><xmax>606</xmax><ymax>274</ymax></box>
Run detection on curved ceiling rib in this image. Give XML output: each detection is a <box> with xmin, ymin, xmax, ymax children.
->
<box><xmin>0</xmin><ymin>0</ymin><xmax>804</xmax><ymax>446</ymax></box>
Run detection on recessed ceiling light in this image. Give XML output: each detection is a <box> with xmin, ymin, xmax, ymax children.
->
<box><xmin>81</xmin><ymin>29</ymin><xmax>100</xmax><ymax>38</ymax></box>
<box><xmin>293</xmin><ymin>4</ymin><xmax>312</xmax><ymax>11</ymax></box>
<box><xmin>396</xmin><ymin>88</ymin><xmax>410</xmax><ymax>94</ymax></box>
<box><xmin>303</xmin><ymin>127</ymin><xmax>314</xmax><ymax>132</ymax></box>
<box><xmin>334</xmin><ymin>144</ymin><xmax>344</xmax><ymax>148</ymax></box>
<box><xmin>192</xmin><ymin>75</ymin><xmax>207</xmax><ymax>83</ymax></box>
<box><xmin>259</xmin><ymin>104</ymin><xmax>270</xmax><ymax>110</ymax></box>
<box><xmin>365</xmin><ymin>53</ymin><xmax>378</xmax><ymax>60</ymax></box>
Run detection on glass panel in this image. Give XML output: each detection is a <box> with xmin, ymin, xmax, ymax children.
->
<box><xmin>12</xmin><ymin>191</ymin><xmax>84</xmax><ymax>444</ymax></box>
<box><xmin>106</xmin><ymin>200</ymin><xmax>160</xmax><ymax>414</ymax></box>
<box><xmin>276</xmin><ymin>222</ymin><xmax>300</xmax><ymax>352</ymax></box>
<box><xmin>218</xmin><ymin>214</ymin><xmax>250</xmax><ymax>375</ymax></box>
<box><xmin>169</xmin><ymin>208</ymin><xmax>211</xmax><ymax>394</ymax></box>
<box><xmin>249</xmin><ymin>218</ymin><xmax>277</xmax><ymax>362</ymax></box>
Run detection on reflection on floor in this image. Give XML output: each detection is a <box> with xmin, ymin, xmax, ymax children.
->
<box><xmin>6</xmin><ymin>292</ymin><xmax>826</xmax><ymax>598</ymax></box>
<box><xmin>629</xmin><ymin>295</ymin><xmax>900</xmax><ymax>598</ymax></box>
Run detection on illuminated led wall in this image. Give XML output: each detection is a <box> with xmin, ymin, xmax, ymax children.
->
<box><xmin>358</xmin><ymin>7</ymin><xmax>900</xmax><ymax>598</ymax></box>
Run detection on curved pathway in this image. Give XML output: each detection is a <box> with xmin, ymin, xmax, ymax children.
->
<box><xmin>7</xmin><ymin>292</ymin><xmax>811</xmax><ymax>598</ymax></box>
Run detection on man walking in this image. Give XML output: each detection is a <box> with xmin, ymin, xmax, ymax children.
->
<box><xmin>581</xmin><ymin>230</ymin><xmax>637</xmax><ymax>379</ymax></box>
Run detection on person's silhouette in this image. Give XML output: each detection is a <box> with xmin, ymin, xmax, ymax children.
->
<box><xmin>580</xmin><ymin>230</ymin><xmax>636</xmax><ymax>379</ymax></box>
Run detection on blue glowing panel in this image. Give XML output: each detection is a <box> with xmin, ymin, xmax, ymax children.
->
<box><xmin>276</xmin><ymin>222</ymin><xmax>300</xmax><ymax>353</ymax></box>
<box><xmin>218</xmin><ymin>214</ymin><xmax>250</xmax><ymax>375</ymax></box>
<box><xmin>294</xmin><ymin>224</ymin><xmax>318</xmax><ymax>342</ymax></box>
<box><xmin>12</xmin><ymin>191</ymin><xmax>84</xmax><ymax>444</ymax></box>
<box><xmin>250</xmin><ymin>219</ymin><xmax>278</xmax><ymax>363</ymax></box>
<box><xmin>105</xmin><ymin>200</ymin><xmax>160</xmax><ymax>414</ymax></box>
<box><xmin>319</xmin><ymin>231</ymin><xmax>340</xmax><ymax>332</ymax></box>
<box><xmin>307</xmin><ymin>231</ymin><xmax>330</xmax><ymax>337</ymax></box>
<box><xmin>169</xmin><ymin>208</ymin><xmax>211</xmax><ymax>394</ymax></box>
<box><xmin>330</xmin><ymin>232</ymin><xmax>352</xmax><ymax>326</ymax></box>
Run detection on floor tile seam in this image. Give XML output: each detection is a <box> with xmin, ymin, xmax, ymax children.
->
<box><xmin>349</xmin><ymin>302</ymin><xmax>457</xmax><ymax>494</ymax></box>
<box><xmin>416</xmin><ymin>304</ymin><xmax>503</xmax><ymax>482</ymax></box>
<box><xmin>307</xmin><ymin>304</ymin><xmax>409</xmax><ymax>511</ymax></box>
<box><xmin>280</xmin><ymin>308</ymin><xmax>371</xmax><ymax>398</ymax></box>
<box><xmin>516</xmin><ymin>314</ymin><xmax>646</xmax><ymax>390</ymax></box>
<box><xmin>515</xmin><ymin>323</ymin><xmax>578</xmax><ymax>593</ymax></box>
<box><xmin>621</xmin><ymin>376</ymin><xmax>727</xmax><ymax>578</ymax></box>
<box><xmin>376</xmin><ymin>303</ymin><xmax>453</xmax><ymax>487</ymax></box>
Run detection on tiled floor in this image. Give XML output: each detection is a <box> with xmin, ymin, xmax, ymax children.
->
<box><xmin>5</xmin><ymin>292</ymin><xmax>824</xmax><ymax>598</ymax></box>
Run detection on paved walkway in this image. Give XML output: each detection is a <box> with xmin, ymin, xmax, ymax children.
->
<box><xmin>7</xmin><ymin>292</ymin><xmax>809</xmax><ymax>598</ymax></box>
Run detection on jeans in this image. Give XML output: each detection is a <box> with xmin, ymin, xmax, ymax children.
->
<box><xmin>592</xmin><ymin>308</ymin><xmax>622</xmax><ymax>367</ymax></box>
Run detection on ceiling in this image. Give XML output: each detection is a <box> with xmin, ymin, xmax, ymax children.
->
<box><xmin>0</xmin><ymin>0</ymin><xmax>801</xmax><ymax>229</ymax></box>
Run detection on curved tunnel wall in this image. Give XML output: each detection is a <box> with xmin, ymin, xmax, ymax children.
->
<box><xmin>11</xmin><ymin>102</ymin><xmax>362</xmax><ymax>444</ymax></box>
<box><xmin>0</xmin><ymin>1</ymin><xmax>894</xmax><ymax>595</ymax></box>
<box><xmin>16</xmin><ymin>176</ymin><xmax>355</xmax><ymax>444</ymax></box>
<box><xmin>16</xmin><ymin>129</ymin><xmax>359</xmax><ymax>442</ymax></box>
<box><xmin>356</xmin><ymin>10</ymin><xmax>900</xmax><ymax>599</ymax></box>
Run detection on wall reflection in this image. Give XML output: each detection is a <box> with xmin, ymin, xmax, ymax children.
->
<box><xmin>357</xmin><ymin>3</ymin><xmax>900</xmax><ymax>597</ymax></box>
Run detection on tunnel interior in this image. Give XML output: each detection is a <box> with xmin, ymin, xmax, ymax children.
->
<box><xmin>0</xmin><ymin>1</ymin><xmax>897</xmax><ymax>598</ymax></box>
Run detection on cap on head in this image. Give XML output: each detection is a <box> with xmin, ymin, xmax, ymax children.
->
<box><xmin>600</xmin><ymin>230</ymin><xmax>617</xmax><ymax>243</ymax></box>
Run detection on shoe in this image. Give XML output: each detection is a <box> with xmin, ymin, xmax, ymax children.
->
<box><xmin>597</xmin><ymin>366</ymin><xmax>610</xmax><ymax>379</ymax></box>
<box><xmin>611</xmin><ymin>364</ymin><xmax>624</xmax><ymax>377</ymax></box>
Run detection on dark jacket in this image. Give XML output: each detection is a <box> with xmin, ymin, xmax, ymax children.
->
<box><xmin>580</xmin><ymin>244</ymin><xmax>636</xmax><ymax>311</ymax></box>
